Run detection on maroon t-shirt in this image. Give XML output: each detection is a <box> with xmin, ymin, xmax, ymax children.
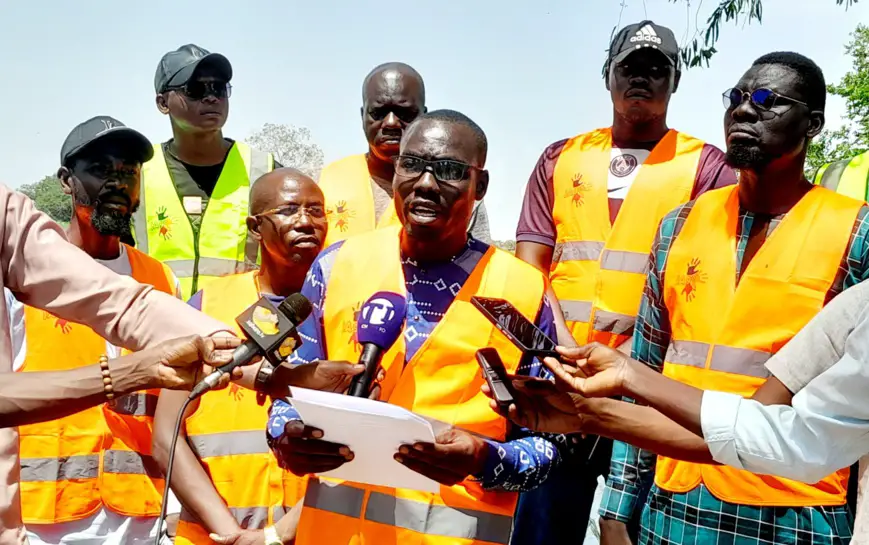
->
<box><xmin>515</xmin><ymin>136</ymin><xmax>738</xmax><ymax>246</ymax></box>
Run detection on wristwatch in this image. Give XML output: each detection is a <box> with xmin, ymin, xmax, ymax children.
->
<box><xmin>263</xmin><ymin>525</ymin><xmax>282</xmax><ymax>545</ymax></box>
<box><xmin>254</xmin><ymin>360</ymin><xmax>276</xmax><ymax>406</ymax></box>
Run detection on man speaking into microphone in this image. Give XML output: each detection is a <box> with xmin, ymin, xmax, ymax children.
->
<box><xmin>267</xmin><ymin>110</ymin><xmax>569</xmax><ymax>545</ymax></box>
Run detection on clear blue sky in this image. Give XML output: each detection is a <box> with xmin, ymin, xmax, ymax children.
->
<box><xmin>1</xmin><ymin>0</ymin><xmax>866</xmax><ymax>239</ymax></box>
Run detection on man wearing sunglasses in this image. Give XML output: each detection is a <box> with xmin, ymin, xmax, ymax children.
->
<box><xmin>318</xmin><ymin>62</ymin><xmax>491</xmax><ymax>246</ymax></box>
<box><xmin>134</xmin><ymin>44</ymin><xmax>280</xmax><ymax>300</ymax></box>
<box><xmin>588</xmin><ymin>51</ymin><xmax>869</xmax><ymax>544</ymax></box>
<box><xmin>153</xmin><ymin>168</ymin><xmax>333</xmax><ymax>545</ymax></box>
<box><xmin>266</xmin><ymin>110</ymin><xmax>567</xmax><ymax>545</ymax></box>
<box><xmin>10</xmin><ymin>116</ymin><xmax>183</xmax><ymax>545</ymax></box>
<box><xmin>513</xmin><ymin>19</ymin><xmax>737</xmax><ymax>545</ymax></box>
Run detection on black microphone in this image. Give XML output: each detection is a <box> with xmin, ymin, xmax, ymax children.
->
<box><xmin>189</xmin><ymin>293</ymin><xmax>313</xmax><ymax>400</ymax></box>
<box><xmin>348</xmin><ymin>291</ymin><xmax>407</xmax><ymax>398</ymax></box>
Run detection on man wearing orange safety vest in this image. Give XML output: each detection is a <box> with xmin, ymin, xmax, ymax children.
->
<box><xmin>11</xmin><ymin>117</ymin><xmax>181</xmax><ymax>545</ymax></box>
<box><xmin>267</xmin><ymin>109</ymin><xmax>568</xmax><ymax>545</ymax></box>
<box><xmin>513</xmin><ymin>20</ymin><xmax>737</xmax><ymax>544</ymax></box>
<box><xmin>599</xmin><ymin>52</ymin><xmax>868</xmax><ymax>544</ymax></box>
<box><xmin>153</xmin><ymin>168</ymin><xmax>330</xmax><ymax>545</ymax></box>
<box><xmin>318</xmin><ymin>62</ymin><xmax>490</xmax><ymax>246</ymax></box>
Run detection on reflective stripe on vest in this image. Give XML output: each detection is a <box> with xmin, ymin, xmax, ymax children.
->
<box><xmin>657</xmin><ymin>184</ymin><xmax>862</xmax><ymax>506</ymax></box>
<box><xmin>176</xmin><ymin>272</ymin><xmax>303</xmax><ymax>545</ymax></box>
<box><xmin>549</xmin><ymin>128</ymin><xmax>705</xmax><ymax>348</ymax></box>
<box><xmin>304</xmin><ymin>480</ymin><xmax>513</xmax><ymax>545</ymax></box>
<box><xmin>319</xmin><ymin>154</ymin><xmax>401</xmax><ymax>247</ymax></box>
<box><xmin>134</xmin><ymin>142</ymin><xmax>274</xmax><ymax>299</ymax></box>
<box><xmin>296</xmin><ymin>226</ymin><xmax>542</xmax><ymax>545</ymax></box>
<box><xmin>814</xmin><ymin>150</ymin><xmax>869</xmax><ymax>201</ymax></box>
<box><xmin>100</xmin><ymin>246</ymin><xmax>176</xmax><ymax>517</ymax></box>
<box><xmin>20</xmin><ymin>455</ymin><xmax>100</xmax><ymax>482</ymax></box>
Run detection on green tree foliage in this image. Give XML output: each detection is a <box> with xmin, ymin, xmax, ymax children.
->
<box><xmin>18</xmin><ymin>175</ymin><xmax>71</xmax><ymax>224</ymax></box>
<box><xmin>670</xmin><ymin>0</ymin><xmax>857</xmax><ymax>68</ymax></box>
<box><xmin>246</xmin><ymin>123</ymin><xmax>325</xmax><ymax>180</ymax></box>
<box><xmin>806</xmin><ymin>24</ymin><xmax>869</xmax><ymax>174</ymax></box>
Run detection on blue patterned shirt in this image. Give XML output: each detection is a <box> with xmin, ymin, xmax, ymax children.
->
<box><xmin>268</xmin><ymin>237</ymin><xmax>566</xmax><ymax>492</ymax></box>
<box><xmin>599</xmin><ymin>200</ymin><xmax>869</xmax><ymax>524</ymax></box>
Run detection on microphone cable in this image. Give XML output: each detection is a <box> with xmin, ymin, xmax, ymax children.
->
<box><xmin>153</xmin><ymin>393</ymin><xmax>195</xmax><ymax>545</ymax></box>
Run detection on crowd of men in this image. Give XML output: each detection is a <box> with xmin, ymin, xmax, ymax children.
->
<box><xmin>4</xmin><ymin>15</ymin><xmax>869</xmax><ymax>545</ymax></box>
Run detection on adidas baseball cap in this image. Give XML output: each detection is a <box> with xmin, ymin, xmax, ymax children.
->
<box><xmin>154</xmin><ymin>44</ymin><xmax>232</xmax><ymax>93</ymax></box>
<box><xmin>608</xmin><ymin>20</ymin><xmax>680</xmax><ymax>69</ymax></box>
<box><xmin>60</xmin><ymin>116</ymin><xmax>153</xmax><ymax>167</ymax></box>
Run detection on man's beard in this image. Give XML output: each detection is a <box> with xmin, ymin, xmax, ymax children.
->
<box><xmin>725</xmin><ymin>143</ymin><xmax>775</xmax><ymax>170</ymax></box>
<box><xmin>76</xmin><ymin>191</ymin><xmax>136</xmax><ymax>238</ymax></box>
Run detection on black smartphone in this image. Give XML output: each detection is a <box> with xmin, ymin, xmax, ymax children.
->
<box><xmin>471</xmin><ymin>296</ymin><xmax>559</xmax><ymax>358</ymax></box>
<box><xmin>475</xmin><ymin>348</ymin><xmax>516</xmax><ymax>410</ymax></box>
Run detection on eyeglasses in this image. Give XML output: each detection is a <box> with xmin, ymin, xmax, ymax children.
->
<box><xmin>722</xmin><ymin>88</ymin><xmax>808</xmax><ymax>111</ymax></box>
<box><xmin>166</xmin><ymin>81</ymin><xmax>232</xmax><ymax>100</ymax></box>
<box><xmin>393</xmin><ymin>155</ymin><xmax>482</xmax><ymax>183</ymax></box>
<box><xmin>254</xmin><ymin>203</ymin><xmax>326</xmax><ymax>221</ymax></box>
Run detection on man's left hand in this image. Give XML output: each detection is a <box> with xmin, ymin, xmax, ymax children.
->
<box><xmin>209</xmin><ymin>529</ymin><xmax>264</xmax><ymax>545</ymax></box>
<box><xmin>394</xmin><ymin>429</ymin><xmax>489</xmax><ymax>486</ymax></box>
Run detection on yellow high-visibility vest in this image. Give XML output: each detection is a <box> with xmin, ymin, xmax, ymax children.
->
<box><xmin>133</xmin><ymin>142</ymin><xmax>274</xmax><ymax>299</ymax></box>
<box><xmin>813</xmin><ymin>150</ymin><xmax>869</xmax><ymax>201</ymax></box>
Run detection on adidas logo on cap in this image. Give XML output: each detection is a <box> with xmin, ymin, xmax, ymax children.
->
<box><xmin>630</xmin><ymin>24</ymin><xmax>662</xmax><ymax>46</ymax></box>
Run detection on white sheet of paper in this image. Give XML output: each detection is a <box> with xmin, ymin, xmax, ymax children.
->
<box><xmin>288</xmin><ymin>388</ymin><xmax>441</xmax><ymax>493</ymax></box>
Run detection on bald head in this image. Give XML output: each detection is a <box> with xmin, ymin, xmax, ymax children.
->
<box><xmin>250</xmin><ymin>168</ymin><xmax>320</xmax><ymax>216</ymax></box>
<box><xmin>362</xmin><ymin>62</ymin><xmax>427</xmax><ymax>163</ymax></box>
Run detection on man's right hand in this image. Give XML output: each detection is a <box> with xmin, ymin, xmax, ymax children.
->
<box><xmin>481</xmin><ymin>376</ymin><xmax>591</xmax><ymax>434</ymax></box>
<box><xmin>272</xmin><ymin>420</ymin><xmax>354</xmax><ymax>476</ymax></box>
<box><xmin>599</xmin><ymin>518</ymin><xmax>633</xmax><ymax>545</ymax></box>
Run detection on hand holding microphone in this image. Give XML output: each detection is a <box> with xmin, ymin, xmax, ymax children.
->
<box><xmin>189</xmin><ymin>293</ymin><xmax>313</xmax><ymax>400</ymax></box>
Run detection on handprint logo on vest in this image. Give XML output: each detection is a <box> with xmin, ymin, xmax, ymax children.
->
<box><xmin>151</xmin><ymin>206</ymin><xmax>173</xmax><ymax>240</ymax></box>
<box><xmin>42</xmin><ymin>311</ymin><xmax>72</xmax><ymax>334</ymax></box>
<box><xmin>341</xmin><ymin>301</ymin><xmax>363</xmax><ymax>352</ymax></box>
<box><xmin>563</xmin><ymin>173</ymin><xmax>590</xmax><ymax>207</ymax></box>
<box><xmin>677</xmin><ymin>258</ymin><xmax>708</xmax><ymax>302</ymax></box>
<box><xmin>329</xmin><ymin>200</ymin><xmax>355</xmax><ymax>233</ymax></box>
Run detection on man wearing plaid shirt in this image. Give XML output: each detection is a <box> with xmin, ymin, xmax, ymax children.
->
<box><xmin>600</xmin><ymin>52</ymin><xmax>868</xmax><ymax>544</ymax></box>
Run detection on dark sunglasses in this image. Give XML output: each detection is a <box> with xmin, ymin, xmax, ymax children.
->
<box><xmin>393</xmin><ymin>155</ymin><xmax>482</xmax><ymax>183</ymax></box>
<box><xmin>166</xmin><ymin>81</ymin><xmax>232</xmax><ymax>101</ymax></box>
<box><xmin>722</xmin><ymin>87</ymin><xmax>808</xmax><ymax>111</ymax></box>
<box><xmin>368</xmin><ymin>106</ymin><xmax>419</xmax><ymax>123</ymax></box>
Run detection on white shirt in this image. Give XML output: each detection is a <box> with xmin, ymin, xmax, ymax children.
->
<box><xmin>701</xmin><ymin>280</ymin><xmax>869</xmax><ymax>543</ymax></box>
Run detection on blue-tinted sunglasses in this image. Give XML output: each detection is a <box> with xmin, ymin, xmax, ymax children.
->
<box><xmin>722</xmin><ymin>88</ymin><xmax>809</xmax><ymax>111</ymax></box>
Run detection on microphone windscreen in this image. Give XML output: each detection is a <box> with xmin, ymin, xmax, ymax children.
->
<box><xmin>279</xmin><ymin>293</ymin><xmax>313</xmax><ymax>325</ymax></box>
<box><xmin>356</xmin><ymin>292</ymin><xmax>406</xmax><ymax>348</ymax></box>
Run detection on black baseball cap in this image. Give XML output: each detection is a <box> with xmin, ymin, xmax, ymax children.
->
<box><xmin>608</xmin><ymin>20</ymin><xmax>681</xmax><ymax>69</ymax></box>
<box><xmin>154</xmin><ymin>44</ymin><xmax>232</xmax><ymax>93</ymax></box>
<box><xmin>60</xmin><ymin>116</ymin><xmax>153</xmax><ymax>167</ymax></box>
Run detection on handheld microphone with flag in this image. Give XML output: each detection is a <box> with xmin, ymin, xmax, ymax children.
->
<box><xmin>189</xmin><ymin>293</ymin><xmax>313</xmax><ymax>400</ymax></box>
<box><xmin>348</xmin><ymin>291</ymin><xmax>407</xmax><ymax>398</ymax></box>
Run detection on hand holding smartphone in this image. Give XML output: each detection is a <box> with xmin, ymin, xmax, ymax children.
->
<box><xmin>475</xmin><ymin>348</ymin><xmax>516</xmax><ymax>411</ymax></box>
<box><xmin>471</xmin><ymin>296</ymin><xmax>559</xmax><ymax>359</ymax></box>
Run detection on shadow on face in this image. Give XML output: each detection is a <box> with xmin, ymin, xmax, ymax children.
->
<box><xmin>723</xmin><ymin>63</ymin><xmax>823</xmax><ymax>171</ymax></box>
<box><xmin>157</xmin><ymin>64</ymin><xmax>231</xmax><ymax>133</ymax></box>
<box><xmin>362</xmin><ymin>66</ymin><xmax>426</xmax><ymax>163</ymax></box>
<box><xmin>393</xmin><ymin>119</ymin><xmax>488</xmax><ymax>245</ymax></box>
<box><xmin>59</xmin><ymin>143</ymin><xmax>142</xmax><ymax>238</ymax></box>
<box><xmin>247</xmin><ymin>169</ymin><xmax>328</xmax><ymax>271</ymax></box>
<box><xmin>609</xmin><ymin>49</ymin><xmax>678</xmax><ymax>124</ymax></box>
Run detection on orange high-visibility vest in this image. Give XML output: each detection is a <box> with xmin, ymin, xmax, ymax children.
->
<box><xmin>319</xmin><ymin>154</ymin><xmax>400</xmax><ymax>247</ymax></box>
<box><xmin>295</xmin><ymin>226</ymin><xmax>545</xmax><ymax>545</ymax></box>
<box><xmin>18</xmin><ymin>245</ymin><xmax>175</xmax><ymax>524</ymax></box>
<box><xmin>550</xmin><ymin>128</ymin><xmax>704</xmax><ymax>348</ymax></box>
<box><xmin>100</xmin><ymin>245</ymin><xmax>176</xmax><ymax>517</ymax></box>
<box><xmin>658</xmin><ymin>185</ymin><xmax>862</xmax><ymax>506</ymax></box>
<box><xmin>175</xmin><ymin>272</ymin><xmax>304</xmax><ymax>545</ymax></box>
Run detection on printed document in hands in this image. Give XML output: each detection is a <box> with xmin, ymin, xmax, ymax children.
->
<box><xmin>287</xmin><ymin>388</ymin><xmax>446</xmax><ymax>493</ymax></box>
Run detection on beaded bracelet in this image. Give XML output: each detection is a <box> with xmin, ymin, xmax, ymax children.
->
<box><xmin>99</xmin><ymin>354</ymin><xmax>115</xmax><ymax>402</ymax></box>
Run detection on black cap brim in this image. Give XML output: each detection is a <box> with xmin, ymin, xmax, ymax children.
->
<box><xmin>63</xmin><ymin>127</ymin><xmax>153</xmax><ymax>166</ymax></box>
<box><xmin>613</xmin><ymin>46</ymin><xmax>676</xmax><ymax>67</ymax></box>
<box><xmin>163</xmin><ymin>53</ymin><xmax>232</xmax><ymax>91</ymax></box>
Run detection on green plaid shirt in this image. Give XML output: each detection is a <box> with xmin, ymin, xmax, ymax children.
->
<box><xmin>600</xmin><ymin>196</ymin><xmax>869</xmax><ymax>528</ymax></box>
